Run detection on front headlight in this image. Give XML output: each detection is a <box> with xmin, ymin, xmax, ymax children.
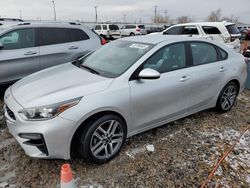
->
<box><xmin>18</xmin><ymin>97</ymin><xmax>82</xmax><ymax>121</ymax></box>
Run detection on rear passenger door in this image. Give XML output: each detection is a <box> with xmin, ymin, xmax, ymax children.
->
<box><xmin>38</xmin><ymin>27</ymin><xmax>81</xmax><ymax>69</ymax></box>
<box><xmin>187</xmin><ymin>42</ymin><xmax>228</xmax><ymax>111</ymax></box>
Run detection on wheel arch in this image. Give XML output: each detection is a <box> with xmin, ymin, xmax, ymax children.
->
<box><xmin>70</xmin><ymin>110</ymin><xmax>127</xmax><ymax>158</ymax></box>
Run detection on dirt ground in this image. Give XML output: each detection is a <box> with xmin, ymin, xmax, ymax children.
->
<box><xmin>0</xmin><ymin>87</ymin><xmax>250</xmax><ymax>188</ymax></box>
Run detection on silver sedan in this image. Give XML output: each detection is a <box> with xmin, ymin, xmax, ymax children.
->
<box><xmin>3</xmin><ymin>35</ymin><xmax>247</xmax><ymax>164</ymax></box>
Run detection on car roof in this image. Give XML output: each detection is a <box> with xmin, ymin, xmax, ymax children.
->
<box><xmin>170</xmin><ymin>22</ymin><xmax>235</xmax><ymax>27</ymax></box>
<box><xmin>6</xmin><ymin>21</ymin><xmax>84</xmax><ymax>29</ymax></box>
<box><xmin>119</xmin><ymin>35</ymin><xmax>198</xmax><ymax>45</ymax></box>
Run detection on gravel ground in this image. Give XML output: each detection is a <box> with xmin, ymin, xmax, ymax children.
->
<box><xmin>0</xmin><ymin>89</ymin><xmax>250</xmax><ymax>188</ymax></box>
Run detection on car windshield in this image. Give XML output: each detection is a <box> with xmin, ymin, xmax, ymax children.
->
<box><xmin>78</xmin><ymin>40</ymin><xmax>153</xmax><ymax>78</ymax></box>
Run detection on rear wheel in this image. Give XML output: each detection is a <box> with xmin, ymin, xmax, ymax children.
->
<box><xmin>130</xmin><ymin>33</ymin><xmax>135</xmax><ymax>36</ymax></box>
<box><xmin>78</xmin><ymin>114</ymin><xmax>126</xmax><ymax>164</ymax></box>
<box><xmin>216</xmin><ymin>82</ymin><xmax>239</xmax><ymax>112</ymax></box>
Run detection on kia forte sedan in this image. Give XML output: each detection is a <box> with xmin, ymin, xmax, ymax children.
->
<box><xmin>3</xmin><ymin>35</ymin><xmax>247</xmax><ymax>164</ymax></box>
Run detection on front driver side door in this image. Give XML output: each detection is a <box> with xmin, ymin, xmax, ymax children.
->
<box><xmin>129</xmin><ymin>42</ymin><xmax>193</xmax><ymax>133</ymax></box>
<box><xmin>0</xmin><ymin>28</ymin><xmax>40</xmax><ymax>84</ymax></box>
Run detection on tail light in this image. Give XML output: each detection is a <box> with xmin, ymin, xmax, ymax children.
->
<box><xmin>136</xmin><ymin>28</ymin><xmax>141</xmax><ymax>32</ymax></box>
<box><xmin>101</xmin><ymin>37</ymin><xmax>106</xmax><ymax>45</ymax></box>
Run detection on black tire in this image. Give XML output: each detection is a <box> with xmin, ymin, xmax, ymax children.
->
<box><xmin>130</xmin><ymin>33</ymin><xmax>135</xmax><ymax>36</ymax></box>
<box><xmin>216</xmin><ymin>82</ymin><xmax>239</xmax><ymax>112</ymax></box>
<box><xmin>78</xmin><ymin>114</ymin><xmax>126</xmax><ymax>164</ymax></box>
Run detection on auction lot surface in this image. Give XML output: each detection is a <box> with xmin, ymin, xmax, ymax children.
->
<box><xmin>0</xmin><ymin>88</ymin><xmax>249</xmax><ymax>187</ymax></box>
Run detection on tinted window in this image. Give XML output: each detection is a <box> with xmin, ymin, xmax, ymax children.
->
<box><xmin>191</xmin><ymin>42</ymin><xmax>218</xmax><ymax>65</ymax></box>
<box><xmin>109</xmin><ymin>25</ymin><xmax>119</xmax><ymax>30</ymax></box>
<box><xmin>143</xmin><ymin>43</ymin><xmax>186</xmax><ymax>73</ymax></box>
<box><xmin>182</xmin><ymin>26</ymin><xmax>199</xmax><ymax>35</ymax></box>
<box><xmin>138</xmin><ymin>25</ymin><xmax>145</xmax><ymax>29</ymax></box>
<box><xmin>102</xmin><ymin>25</ymin><xmax>107</xmax><ymax>30</ymax></box>
<box><xmin>71</xmin><ymin>29</ymin><xmax>89</xmax><ymax>41</ymax></box>
<box><xmin>226</xmin><ymin>24</ymin><xmax>240</xmax><ymax>34</ymax></box>
<box><xmin>0</xmin><ymin>28</ymin><xmax>35</xmax><ymax>50</ymax></box>
<box><xmin>39</xmin><ymin>28</ymin><xmax>71</xmax><ymax>46</ymax></box>
<box><xmin>164</xmin><ymin>26</ymin><xmax>181</xmax><ymax>35</ymax></box>
<box><xmin>126</xmin><ymin>25</ymin><xmax>136</xmax><ymax>29</ymax></box>
<box><xmin>218</xmin><ymin>48</ymin><xmax>228</xmax><ymax>60</ymax></box>
<box><xmin>79</xmin><ymin>40</ymin><xmax>153</xmax><ymax>78</ymax></box>
<box><xmin>202</xmin><ymin>26</ymin><xmax>221</xmax><ymax>34</ymax></box>
<box><xmin>95</xmin><ymin>25</ymin><xmax>101</xmax><ymax>30</ymax></box>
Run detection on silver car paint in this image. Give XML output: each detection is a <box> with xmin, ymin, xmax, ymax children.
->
<box><xmin>3</xmin><ymin>35</ymin><xmax>247</xmax><ymax>159</ymax></box>
<box><xmin>0</xmin><ymin>23</ymin><xmax>101</xmax><ymax>84</ymax></box>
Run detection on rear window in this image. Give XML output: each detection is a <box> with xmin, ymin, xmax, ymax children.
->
<box><xmin>102</xmin><ymin>25</ymin><xmax>107</xmax><ymax>30</ymax></box>
<box><xmin>109</xmin><ymin>25</ymin><xmax>119</xmax><ymax>30</ymax></box>
<box><xmin>138</xmin><ymin>25</ymin><xmax>145</xmax><ymax>29</ymax></box>
<box><xmin>226</xmin><ymin>24</ymin><xmax>240</xmax><ymax>34</ymax></box>
<box><xmin>71</xmin><ymin>29</ymin><xmax>90</xmax><ymax>41</ymax></box>
<box><xmin>126</xmin><ymin>25</ymin><xmax>136</xmax><ymax>29</ymax></box>
<box><xmin>202</xmin><ymin>26</ymin><xmax>221</xmax><ymax>34</ymax></box>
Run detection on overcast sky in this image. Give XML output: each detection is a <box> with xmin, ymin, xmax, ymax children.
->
<box><xmin>1</xmin><ymin>0</ymin><xmax>250</xmax><ymax>23</ymax></box>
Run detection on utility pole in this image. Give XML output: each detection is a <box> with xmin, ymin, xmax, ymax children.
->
<box><xmin>52</xmin><ymin>0</ymin><xmax>56</xmax><ymax>21</ymax></box>
<box><xmin>123</xmin><ymin>14</ymin><xmax>126</xmax><ymax>23</ymax></box>
<box><xmin>164</xmin><ymin>10</ymin><xmax>168</xmax><ymax>23</ymax></box>
<box><xmin>154</xmin><ymin>5</ymin><xmax>157</xmax><ymax>23</ymax></box>
<box><xmin>94</xmin><ymin>6</ymin><xmax>98</xmax><ymax>23</ymax></box>
<box><xmin>19</xmin><ymin>10</ymin><xmax>22</xmax><ymax>19</ymax></box>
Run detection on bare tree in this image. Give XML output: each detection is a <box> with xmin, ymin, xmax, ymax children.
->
<box><xmin>177</xmin><ymin>16</ymin><xmax>193</xmax><ymax>24</ymax></box>
<box><xmin>221</xmin><ymin>15</ymin><xmax>239</xmax><ymax>23</ymax></box>
<box><xmin>151</xmin><ymin>14</ymin><xmax>173</xmax><ymax>24</ymax></box>
<box><xmin>207</xmin><ymin>8</ymin><xmax>222</xmax><ymax>22</ymax></box>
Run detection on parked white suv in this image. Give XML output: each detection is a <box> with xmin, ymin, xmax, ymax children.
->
<box><xmin>94</xmin><ymin>24</ymin><xmax>120</xmax><ymax>39</ymax></box>
<box><xmin>152</xmin><ymin>22</ymin><xmax>241</xmax><ymax>52</ymax></box>
<box><xmin>120</xmin><ymin>24</ymin><xmax>147</xmax><ymax>37</ymax></box>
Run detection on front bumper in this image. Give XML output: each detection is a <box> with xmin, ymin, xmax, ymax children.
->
<box><xmin>3</xmin><ymin>88</ymin><xmax>77</xmax><ymax>159</ymax></box>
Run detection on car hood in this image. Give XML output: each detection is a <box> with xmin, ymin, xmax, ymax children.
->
<box><xmin>11</xmin><ymin>63</ymin><xmax>113</xmax><ymax>108</ymax></box>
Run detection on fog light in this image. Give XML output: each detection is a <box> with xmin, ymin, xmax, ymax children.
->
<box><xmin>19</xmin><ymin>133</ymin><xmax>48</xmax><ymax>155</ymax></box>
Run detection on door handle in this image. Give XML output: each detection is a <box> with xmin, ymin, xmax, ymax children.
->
<box><xmin>24</xmin><ymin>51</ymin><xmax>37</xmax><ymax>55</ymax></box>
<box><xmin>219</xmin><ymin>67</ymin><xmax>225</xmax><ymax>72</ymax></box>
<box><xmin>180</xmin><ymin>76</ymin><xmax>190</xmax><ymax>82</ymax></box>
<box><xmin>68</xmin><ymin>46</ymin><xmax>79</xmax><ymax>50</ymax></box>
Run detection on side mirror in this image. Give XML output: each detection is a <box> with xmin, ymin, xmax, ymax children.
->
<box><xmin>0</xmin><ymin>42</ymin><xmax>3</xmax><ymax>49</ymax></box>
<box><xmin>138</xmin><ymin>68</ymin><xmax>160</xmax><ymax>80</ymax></box>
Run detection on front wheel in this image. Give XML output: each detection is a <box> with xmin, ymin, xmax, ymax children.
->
<box><xmin>78</xmin><ymin>114</ymin><xmax>126</xmax><ymax>164</ymax></box>
<box><xmin>216</xmin><ymin>82</ymin><xmax>239</xmax><ymax>112</ymax></box>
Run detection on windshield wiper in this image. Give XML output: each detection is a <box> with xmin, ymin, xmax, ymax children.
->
<box><xmin>80</xmin><ymin>64</ymin><xmax>100</xmax><ymax>75</ymax></box>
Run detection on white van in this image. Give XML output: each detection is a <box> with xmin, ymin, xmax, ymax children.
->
<box><xmin>94</xmin><ymin>24</ymin><xmax>120</xmax><ymax>40</ymax></box>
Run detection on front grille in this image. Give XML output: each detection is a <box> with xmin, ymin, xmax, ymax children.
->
<box><xmin>6</xmin><ymin>105</ymin><xmax>16</xmax><ymax>120</ymax></box>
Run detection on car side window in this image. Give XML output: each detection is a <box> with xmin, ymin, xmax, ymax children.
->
<box><xmin>39</xmin><ymin>28</ymin><xmax>71</xmax><ymax>46</ymax></box>
<box><xmin>163</xmin><ymin>26</ymin><xmax>181</xmax><ymax>35</ymax></box>
<box><xmin>217</xmin><ymin>47</ymin><xmax>228</xmax><ymax>60</ymax></box>
<box><xmin>202</xmin><ymin>26</ymin><xmax>221</xmax><ymax>34</ymax></box>
<box><xmin>71</xmin><ymin>29</ymin><xmax>90</xmax><ymax>41</ymax></box>
<box><xmin>190</xmin><ymin>42</ymin><xmax>218</xmax><ymax>65</ymax></box>
<box><xmin>143</xmin><ymin>43</ymin><xmax>186</xmax><ymax>73</ymax></box>
<box><xmin>0</xmin><ymin>28</ymin><xmax>35</xmax><ymax>50</ymax></box>
<box><xmin>182</xmin><ymin>26</ymin><xmax>199</xmax><ymax>35</ymax></box>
